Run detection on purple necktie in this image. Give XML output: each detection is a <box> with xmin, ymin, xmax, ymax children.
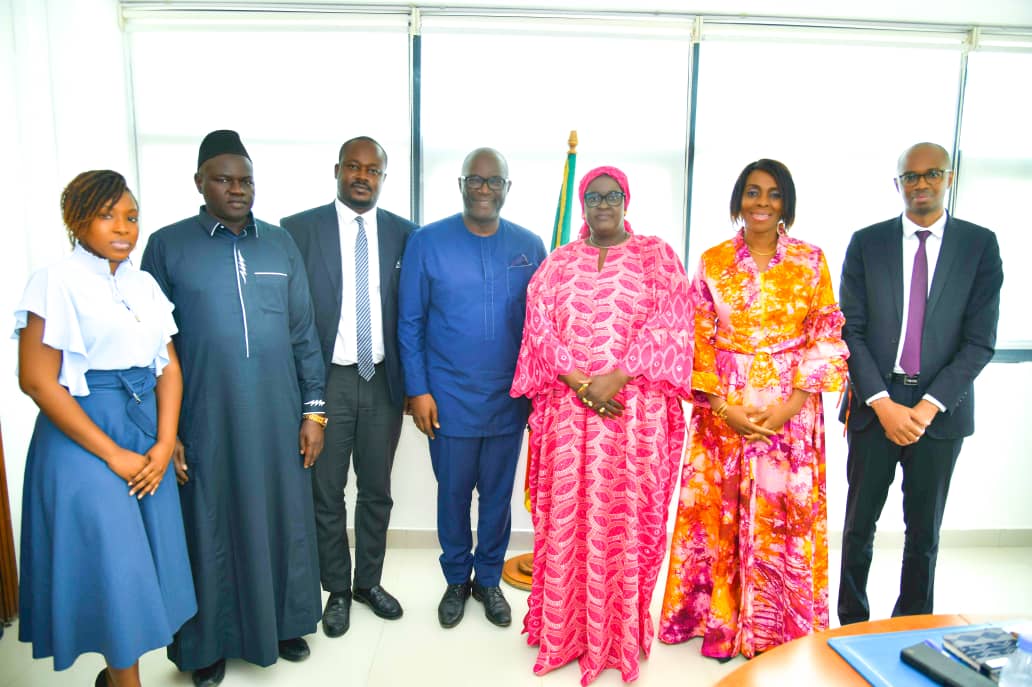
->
<box><xmin>900</xmin><ymin>230</ymin><xmax>931</xmax><ymax>376</ymax></box>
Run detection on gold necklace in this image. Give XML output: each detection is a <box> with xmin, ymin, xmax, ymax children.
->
<box><xmin>746</xmin><ymin>242</ymin><xmax>777</xmax><ymax>256</ymax></box>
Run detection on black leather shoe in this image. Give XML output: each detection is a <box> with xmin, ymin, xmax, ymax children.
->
<box><xmin>192</xmin><ymin>659</ymin><xmax>226</xmax><ymax>687</ymax></box>
<box><xmin>438</xmin><ymin>581</ymin><xmax>471</xmax><ymax>628</ymax></box>
<box><xmin>277</xmin><ymin>637</ymin><xmax>311</xmax><ymax>662</ymax></box>
<box><xmin>353</xmin><ymin>584</ymin><xmax>403</xmax><ymax>620</ymax></box>
<box><xmin>472</xmin><ymin>582</ymin><xmax>512</xmax><ymax>627</ymax></box>
<box><xmin>322</xmin><ymin>591</ymin><xmax>351</xmax><ymax>637</ymax></box>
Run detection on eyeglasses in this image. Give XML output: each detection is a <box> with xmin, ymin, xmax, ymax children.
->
<box><xmin>898</xmin><ymin>169</ymin><xmax>949</xmax><ymax>186</ymax></box>
<box><xmin>461</xmin><ymin>175</ymin><xmax>508</xmax><ymax>190</ymax></box>
<box><xmin>584</xmin><ymin>190</ymin><xmax>626</xmax><ymax>208</ymax></box>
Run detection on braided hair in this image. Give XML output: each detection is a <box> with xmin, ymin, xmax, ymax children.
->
<box><xmin>60</xmin><ymin>170</ymin><xmax>134</xmax><ymax>247</ymax></box>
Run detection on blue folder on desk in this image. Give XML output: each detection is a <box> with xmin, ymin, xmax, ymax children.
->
<box><xmin>828</xmin><ymin>624</ymin><xmax>993</xmax><ymax>687</ymax></box>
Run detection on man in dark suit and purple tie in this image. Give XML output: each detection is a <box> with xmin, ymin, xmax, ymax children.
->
<box><xmin>281</xmin><ymin>136</ymin><xmax>415</xmax><ymax>638</ymax></box>
<box><xmin>837</xmin><ymin>142</ymin><xmax>1003</xmax><ymax>625</ymax></box>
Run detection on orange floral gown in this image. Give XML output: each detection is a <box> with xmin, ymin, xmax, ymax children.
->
<box><xmin>659</xmin><ymin>230</ymin><xmax>848</xmax><ymax>658</ymax></box>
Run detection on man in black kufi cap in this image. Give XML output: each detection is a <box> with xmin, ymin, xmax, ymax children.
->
<box><xmin>196</xmin><ymin>129</ymin><xmax>250</xmax><ymax>168</ymax></box>
<box><xmin>142</xmin><ymin>130</ymin><xmax>326</xmax><ymax>687</ymax></box>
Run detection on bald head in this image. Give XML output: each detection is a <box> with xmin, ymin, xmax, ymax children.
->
<box><xmin>897</xmin><ymin>142</ymin><xmax>950</xmax><ymax>174</ymax></box>
<box><xmin>462</xmin><ymin>148</ymin><xmax>508</xmax><ymax>177</ymax></box>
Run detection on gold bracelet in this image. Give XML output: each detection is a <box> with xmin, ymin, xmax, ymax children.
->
<box><xmin>302</xmin><ymin>413</ymin><xmax>328</xmax><ymax>428</ymax></box>
<box><xmin>576</xmin><ymin>382</ymin><xmax>590</xmax><ymax>395</ymax></box>
<box><xmin>714</xmin><ymin>401</ymin><xmax>729</xmax><ymax>420</ymax></box>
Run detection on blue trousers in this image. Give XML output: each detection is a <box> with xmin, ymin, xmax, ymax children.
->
<box><xmin>428</xmin><ymin>432</ymin><xmax>522</xmax><ymax>586</ymax></box>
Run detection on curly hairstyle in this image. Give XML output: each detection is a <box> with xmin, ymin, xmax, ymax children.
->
<box><xmin>729</xmin><ymin>158</ymin><xmax>797</xmax><ymax>229</ymax></box>
<box><xmin>60</xmin><ymin>170</ymin><xmax>134</xmax><ymax>247</ymax></box>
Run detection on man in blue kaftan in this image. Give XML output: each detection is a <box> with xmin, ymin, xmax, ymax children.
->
<box><xmin>399</xmin><ymin>148</ymin><xmax>546</xmax><ymax>630</ymax></box>
<box><xmin>141</xmin><ymin>130</ymin><xmax>326</xmax><ymax>687</ymax></box>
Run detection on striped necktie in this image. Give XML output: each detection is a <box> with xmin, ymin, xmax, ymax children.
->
<box><xmin>355</xmin><ymin>215</ymin><xmax>374</xmax><ymax>381</ymax></box>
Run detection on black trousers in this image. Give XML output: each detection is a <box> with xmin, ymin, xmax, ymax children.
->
<box><xmin>838</xmin><ymin>380</ymin><xmax>963</xmax><ymax>625</ymax></box>
<box><xmin>312</xmin><ymin>362</ymin><xmax>402</xmax><ymax>593</ymax></box>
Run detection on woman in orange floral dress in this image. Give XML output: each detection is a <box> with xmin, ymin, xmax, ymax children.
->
<box><xmin>658</xmin><ymin>159</ymin><xmax>849</xmax><ymax>659</ymax></box>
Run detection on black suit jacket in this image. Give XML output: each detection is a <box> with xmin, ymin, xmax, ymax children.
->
<box><xmin>838</xmin><ymin>214</ymin><xmax>1003</xmax><ymax>440</ymax></box>
<box><xmin>282</xmin><ymin>203</ymin><xmax>416</xmax><ymax>410</ymax></box>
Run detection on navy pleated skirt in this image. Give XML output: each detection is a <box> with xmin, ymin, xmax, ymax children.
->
<box><xmin>19</xmin><ymin>367</ymin><xmax>197</xmax><ymax>670</ymax></box>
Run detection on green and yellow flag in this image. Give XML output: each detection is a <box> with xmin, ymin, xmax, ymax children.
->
<box><xmin>550</xmin><ymin>131</ymin><xmax>578</xmax><ymax>251</ymax></box>
<box><xmin>524</xmin><ymin>131</ymin><xmax>580</xmax><ymax>514</ymax></box>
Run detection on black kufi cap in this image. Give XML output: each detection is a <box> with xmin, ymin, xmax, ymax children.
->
<box><xmin>197</xmin><ymin>130</ymin><xmax>250</xmax><ymax>170</ymax></box>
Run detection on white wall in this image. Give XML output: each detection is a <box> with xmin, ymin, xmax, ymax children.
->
<box><xmin>2</xmin><ymin>0</ymin><xmax>135</xmax><ymax>561</ymax></box>
<box><xmin>2</xmin><ymin>0</ymin><xmax>1031</xmax><ymax>567</ymax></box>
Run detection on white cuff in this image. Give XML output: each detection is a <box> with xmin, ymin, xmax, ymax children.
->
<box><xmin>865</xmin><ymin>391</ymin><xmax>889</xmax><ymax>406</ymax></box>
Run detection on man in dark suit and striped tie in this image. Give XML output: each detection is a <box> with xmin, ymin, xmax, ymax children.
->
<box><xmin>282</xmin><ymin>137</ymin><xmax>416</xmax><ymax>638</ymax></box>
<box><xmin>837</xmin><ymin>142</ymin><xmax>1003</xmax><ymax>624</ymax></box>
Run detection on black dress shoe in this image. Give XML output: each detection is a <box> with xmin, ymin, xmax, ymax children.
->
<box><xmin>472</xmin><ymin>581</ymin><xmax>511</xmax><ymax>627</ymax></box>
<box><xmin>353</xmin><ymin>584</ymin><xmax>403</xmax><ymax>620</ymax></box>
<box><xmin>438</xmin><ymin>581</ymin><xmax>471</xmax><ymax>628</ymax></box>
<box><xmin>278</xmin><ymin>637</ymin><xmax>311</xmax><ymax>662</ymax></box>
<box><xmin>192</xmin><ymin>658</ymin><xmax>226</xmax><ymax>687</ymax></box>
<box><xmin>95</xmin><ymin>668</ymin><xmax>108</xmax><ymax>687</ymax></box>
<box><xmin>322</xmin><ymin>591</ymin><xmax>352</xmax><ymax>637</ymax></box>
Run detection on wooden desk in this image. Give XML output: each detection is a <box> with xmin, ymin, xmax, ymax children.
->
<box><xmin>714</xmin><ymin>614</ymin><xmax>977</xmax><ymax>686</ymax></box>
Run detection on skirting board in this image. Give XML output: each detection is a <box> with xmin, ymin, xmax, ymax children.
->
<box><xmin>381</xmin><ymin>528</ymin><xmax>1032</xmax><ymax>551</ymax></box>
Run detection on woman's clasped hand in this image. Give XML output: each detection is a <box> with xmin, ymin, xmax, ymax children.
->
<box><xmin>562</xmin><ymin>371</ymin><xmax>628</xmax><ymax>417</ymax></box>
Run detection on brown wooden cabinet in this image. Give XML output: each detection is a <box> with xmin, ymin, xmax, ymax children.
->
<box><xmin>0</xmin><ymin>423</ymin><xmax>19</xmax><ymax>622</ymax></box>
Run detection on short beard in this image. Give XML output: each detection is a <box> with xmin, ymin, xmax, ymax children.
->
<box><xmin>341</xmin><ymin>192</ymin><xmax>374</xmax><ymax>211</ymax></box>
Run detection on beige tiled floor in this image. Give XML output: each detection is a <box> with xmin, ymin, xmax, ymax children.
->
<box><xmin>2</xmin><ymin>544</ymin><xmax>1030</xmax><ymax>687</ymax></box>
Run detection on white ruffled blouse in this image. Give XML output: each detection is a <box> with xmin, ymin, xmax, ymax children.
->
<box><xmin>13</xmin><ymin>243</ymin><xmax>177</xmax><ymax>396</ymax></box>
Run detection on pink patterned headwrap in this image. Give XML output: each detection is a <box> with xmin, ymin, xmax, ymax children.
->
<box><xmin>578</xmin><ymin>165</ymin><xmax>634</xmax><ymax>239</ymax></box>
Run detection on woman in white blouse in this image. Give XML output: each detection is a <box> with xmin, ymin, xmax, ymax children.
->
<box><xmin>15</xmin><ymin>170</ymin><xmax>196</xmax><ymax>687</ymax></box>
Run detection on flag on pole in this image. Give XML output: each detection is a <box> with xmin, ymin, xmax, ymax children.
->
<box><xmin>524</xmin><ymin>131</ymin><xmax>579</xmax><ymax>513</ymax></box>
<box><xmin>550</xmin><ymin>131</ymin><xmax>578</xmax><ymax>252</ymax></box>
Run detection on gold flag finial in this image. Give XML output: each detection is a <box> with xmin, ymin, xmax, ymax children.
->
<box><xmin>568</xmin><ymin>131</ymin><xmax>578</xmax><ymax>154</ymax></box>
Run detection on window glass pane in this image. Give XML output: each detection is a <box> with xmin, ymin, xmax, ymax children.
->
<box><xmin>420</xmin><ymin>18</ymin><xmax>692</xmax><ymax>254</ymax></box>
<box><xmin>128</xmin><ymin>27</ymin><xmax>411</xmax><ymax>246</ymax></box>
<box><xmin>688</xmin><ymin>39</ymin><xmax>959</xmax><ymax>284</ymax></box>
<box><xmin>954</xmin><ymin>50</ymin><xmax>1032</xmax><ymax>348</ymax></box>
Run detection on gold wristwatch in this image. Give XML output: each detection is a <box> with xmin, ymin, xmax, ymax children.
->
<box><xmin>302</xmin><ymin>413</ymin><xmax>328</xmax><ymax>428</ymax></box>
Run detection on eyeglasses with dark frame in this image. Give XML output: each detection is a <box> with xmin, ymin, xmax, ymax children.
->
<box><xmin>584</xmin><ymin>190</ymin><xmax>626</xmax><ymax>208</ymax></box>
<box><xmin>461</xmin><ymin>175</ymin><xmax>508</xmax><ymax>191</ymax></box>
<box><xmin>898</xmin><ymin>169</ymin><xmax>950</xmax><ymax>186</ymax></box>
